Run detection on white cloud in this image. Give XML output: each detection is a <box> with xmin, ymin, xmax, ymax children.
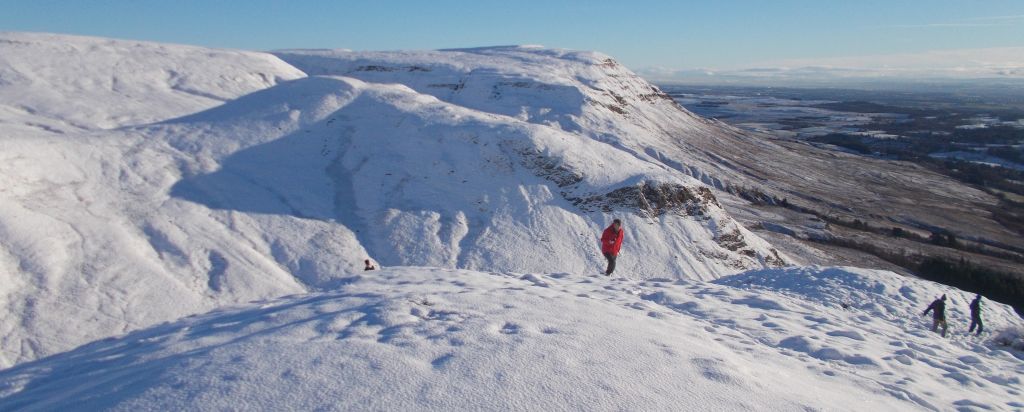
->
<box><xmin>969</xmin><ymin>14</ymin><xmax>1024</xmax><ymax>21</ymax></box>
<box><xmin>874</xmin><ymin>14</ymin><xmax>1024</xmax><ymax>29</ymax></box>
<box><xmin>881</xmin><ymin>22</ymin><xmax>1005</xmax><ymax>28</ymax></box>
<box><xmin>638</xmin><ymin>47</ymin><xmax>1024</xmax><ymax>85</ymax></box>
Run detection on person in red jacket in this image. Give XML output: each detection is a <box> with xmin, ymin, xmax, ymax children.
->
<box><xmin>601</xmin><ymin>219</ymin><xmax>624</xmax><ymax>276</ymax></box>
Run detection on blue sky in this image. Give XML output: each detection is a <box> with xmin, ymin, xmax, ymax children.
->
<box><xmin>2</xmin><ymin>1</ymin><xmax>1022</xmax><ymax>72</ymax></box>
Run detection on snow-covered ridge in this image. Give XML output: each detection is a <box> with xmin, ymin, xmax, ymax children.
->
<box><xmin>0</xmin><ymin>33</ymin><xmax>784</xmax><ymax>368</ymax></box>
<box><xmin>0</xmin><ymin>32</ymin><xmax>305</xmax><ymax>133</ymax></box>
<box><xmin>0</xmin><ymin>266</ymin><xmax>1020</xmax><ymax>410</ymax></box>
<box><xmin>0</xmin><ymin>32</ymin><xmax>1022</xmax><ymax>411</ymax></box>
<box><xmin>163</xmin><ymin>73</ymin><xmax>783</xmax><ymax>272</ymax></box>
<box><xmin>273</xmin><ymin>46</ymin><xmax>706</xmax><ymax>139</ymax></box>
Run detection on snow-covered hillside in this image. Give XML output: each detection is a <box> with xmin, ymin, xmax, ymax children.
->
<box><xmin>273</xmin><ymin>46</ymin><xmax>727</xmax><ymax>188</ymax></box>
<box><xmin>270</xmin><ymin>46</ymin><xmax>1024</xmax><ymax>258</ymax></box>
<box><xmin>0</xmin><ymin>34</ymin><xmax>787</xmax><ymax>368</ymax></box>
<box><xmin>2</xmin><ymin>32</ymin><xmax>1021</xmax><ymax>410</ymax></box>
<box><xmin>1</xmin><ymin>266</ymin><xmax>1020</xmax><ymax>411</ymax></box>
<box><xmin>0</xmin><ymin>33</ymin><xmax>311</xmax><ymax>368</ymax></box>
<box><xmin>0</xmin><ymin>32</ymin><xmax>305</xmax><ymax>133</ymax></box>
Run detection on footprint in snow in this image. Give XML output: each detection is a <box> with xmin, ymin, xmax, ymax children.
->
<box><xmin>431</xmin><ymin>353</ymin><xmax>455</xmax><ymax>369</ymax></box>
<box><xmin>500</xmin><ymin>322</ymin><xmax>521</xmax><ymax>335</ymax></box>
<box><xmin>826</xmin><ymin>330</ymin><xmax>866</xmax><ymax>341</ymax></box>
<box><xmin>690</xmin><ymin>358</ymin><xmax>737</xmax><ymax>385</ymax></box>
<box><xmin>803</xmin><ymin>315</ymin><xmax>830</xmax><ymax>324</ymax></box>
<box><xmin>952</xmin><ymin>399</ymin><xmax>991</xmax><ymax>410</ymax></box>
<box><xmin>519</xmin><ymin>274</ymin><xmax>550</xmax><ymax>288</ymax></box>
<box><xmin>731</xmin><ymin>297</ymin><xmax>788</xmax><ymax>311</ymax></box>
<box><xmin>628</xmin><ymin>302</ymin><xmax>648</xmax><ymax>311</ymax></box>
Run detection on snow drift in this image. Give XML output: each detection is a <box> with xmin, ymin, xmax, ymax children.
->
<box><xmin>0</xmin><ymin>266</ymin><xmax>1020</xmax><ymax>411</ymax></box>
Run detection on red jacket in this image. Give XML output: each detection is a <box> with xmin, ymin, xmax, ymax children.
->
<box><xmin>601</xmin><ymin>225</ymin><xmax>624</xmax><ymax>255</ymax></box>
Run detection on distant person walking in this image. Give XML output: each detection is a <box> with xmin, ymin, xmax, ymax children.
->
<box><xmin>923</xmin><ymin>295</ymin><xmax>948</xmax><ymax>337</ymax></box>
<box><xmin>364</xmin><ymin>259</ymin><xmax>376</xmax><ymax>271</ymax></box>
<box><xmin>968</xmin><ymin>294</ymin><xmax>984</xmax><ymax>336</ymax></box>
<box><xmin>600</xmin><ymin>219</ymin><xmax>624</xmax><ymax>276</ymax></box>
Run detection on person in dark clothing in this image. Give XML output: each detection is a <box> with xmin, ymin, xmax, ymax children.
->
<box><xmin>968</xmin><ymin>294</ymin><xmax>983</xmax><ymax>336</ymax></box>
<box><xmin>364</xmin><ymin>259</ymin><xmax>376</xmax><ymax>271</ymax></box>
<box><xmin>600</xmin><ymin>219</ymin><xmax>624</xmax><ymax>276</ymax></box>
<box><xmin>922</xmin><ymin>294</ymin><xmax>948</xmax><ymax>337</ymax></box>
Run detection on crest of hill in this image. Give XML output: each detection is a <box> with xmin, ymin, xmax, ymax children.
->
<box><xmin>1</xmin><ymin>266</ymin><xmax>1021</xmax><ymax>411</ymax></box>
<box><xmin>0</xmin><ymin>34</ymin><xmax>783</xmax><ymax>369</ymax></box>
<box><xmin>0</xmin><ymin>31</ymin><xmax>306</xmax><ymax>132</ymax></box>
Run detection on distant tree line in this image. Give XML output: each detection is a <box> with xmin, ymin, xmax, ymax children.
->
<box><xmin>809</xmin><ymin>129</ymin><xmax>1024</xmax><ymax>198</ymax></box>
<box><xmin>810</xmin><ymin>134</ymin><xmax>872</xmax><ymax>154</ymax></box>
<box><xmin>928</xmin><ymin>158</ymin><xmax>1024</xmax><ymax>197</ymax></box>
<box><xmin>987</xmin><ymin>146</ymin><xmax>1023</xmax><ymax>163</ymax></box>
<box><xmin>916</xmin><ymin>257</ymin><xmax>1024</xmax><ymax>317</ymax></box>
<box><xmin>952</xmin><ymin>126</ymin><xmax>1024</xmax><ymax>145</ymax></box>
<box><xmin>806</xmin><ymin>235</ymin><xmax>1024</xmax><ymax>316</ymax></box>
<box><xmin>731</xmin><ymin>183</ymin><xmax>1024</xmax><ymax>262</ymax></box>
<box><xmin>728</xmin><ymin>184</ymin><xmax>1024</xmax><ymax>316</ymax></box>
<box><xmin>991</xmin><ymin>197</ymin><xmax>1024</xmax><ymax>236</ymax></box>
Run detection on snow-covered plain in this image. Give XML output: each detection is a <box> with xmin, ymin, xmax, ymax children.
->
<box><xmin>1</xmin><ymin>266</ymin><xmax>1021</xmax><ymax>411</ymax></box>
<box><xmin>0</xmin><ymin>32</ymin><xmax>1022</xmax><ymax>410</ymax></box>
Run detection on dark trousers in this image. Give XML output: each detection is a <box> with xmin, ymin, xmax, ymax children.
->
<box><xmin>931</xmin><ymin>317</ymin><xmax>948</xmax><ymax>337</ymax></box>
<box><xmin>968</xmin><ymin>316</ymin><xmax>983</xmax><ymax>335</ymax></box>
<box><xmin>603</xmin><ymin>252</ymin><xmax>617</xmax><ymax>275</ymax></box>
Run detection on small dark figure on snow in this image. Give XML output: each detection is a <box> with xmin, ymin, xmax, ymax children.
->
<box><xmin>600</xmin><ymin>219</ymin><xmax>624</xmax><ymax>276</ymax></box>
<box><xmin>968</xmin><ymin>294</ymin><xmax>983</xmax><ymax>336</ymax></box>
<box><xmin>364</xmin><ymin>259</ymin><xmax>376</xmax><ymax>271</ymax></box>
<box><xmin>923</xmin><ymin>295</ymin><xmax>948</xmax><ymax>337</ymax></box>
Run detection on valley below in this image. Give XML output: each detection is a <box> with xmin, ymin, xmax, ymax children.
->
<box><xmin>664</xmin><ymin>84</ymin><xmax>1024</xmax><ymax>313</ymax></box>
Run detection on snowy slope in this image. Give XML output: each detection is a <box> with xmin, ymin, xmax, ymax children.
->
<box><xmin>0</xmin><ymin>266</ymin><xmax>1020</xmax><ymax>411</ymax></box>
<box><xmin>0</xmin><ymin>32</ymin><xmax>305</xmax><ymax>133</ymax></box>
<box><xmin>1</xmin><ymin>33</ymin><xmax>1022</xmax><ymax>411</ymax></box>
<box><xmin>273</xmin><ymin>46</ymin><xmax>749</xmax><ymax>199</ymax></box>
<box><xmin>0</xmin><ymin>34</ymin><xmax>786</xmax><ymax>367</ymax></box>
<box><xmin>163</xmin><ymin>74</ymin><xmax>783</xmax><ymax>276</ymax></box>
<box><xmin>0</xmin><ymin>33</ymin><xmax>314</xmax><ymax>368</ymax></box>
<box><xmin>273</xmin><ymin>47</ymin><xmax>720</xmax><ymax>184</ymax></box>
<box><xmin>272</xmin><ymin>47</ymin><xmax>1022</xmax><ymax>254</ymax></box>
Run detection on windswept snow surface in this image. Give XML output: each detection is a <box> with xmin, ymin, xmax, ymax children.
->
<box><xmin>0</xmin><ymin>32</ymin><xmax>306</xmax><ymax>132</ymax></box>
<box><xmin>1</xmin><ymin>266</ymin><xmax>1021</xmax><ymax>411</ymax></box>
<box><xmin>0</xmin><ymin>34</ymin><xmax>784</xmax><ymax>367</ymax></box>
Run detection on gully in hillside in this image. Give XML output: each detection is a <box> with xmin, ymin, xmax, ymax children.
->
<box><xmin>601</xmin><ymin>219</ymin><xmax>624</xmax><ymax>276</ymax></box>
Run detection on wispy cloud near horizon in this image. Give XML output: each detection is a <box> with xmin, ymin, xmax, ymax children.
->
<box><xmin>637</xmin><ymin>46</ymin><xmax>1024</xmax><ymax>85</ymax></box>
<box><xmin>969</xmin><ymin>14</ymin><xmax>1024</xmax><ymax>21</ymax></box>
<box><xmin>880</xmin><ymin>22</ymin><xmax>1007</xmax><ymax>29</ymax></box>
<box><xmin>873</xmin><ymin>13</ymin><xmax>1024</xmax><ymax>29</ymax></box>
